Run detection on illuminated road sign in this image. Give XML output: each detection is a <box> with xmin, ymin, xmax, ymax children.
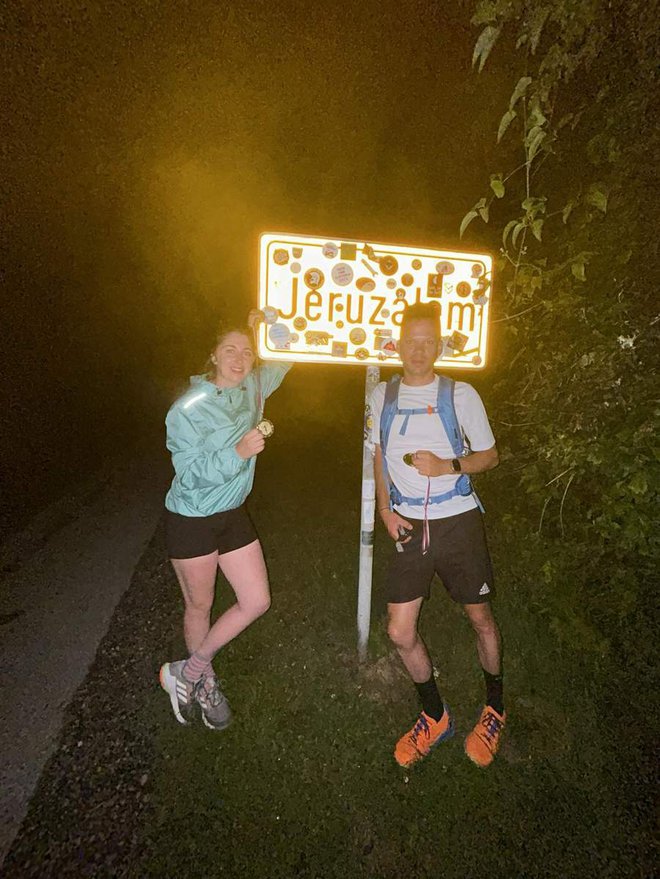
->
<box><xmin>258</xmin><ymin>232</ymin><xmax>492</xmax><ymax>368</ymax></box>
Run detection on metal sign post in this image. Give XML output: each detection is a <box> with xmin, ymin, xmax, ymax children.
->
<box><xmin>357</xmin><ymin>365</ymin><xmax>380</xmax><ymax>661</ymax></box>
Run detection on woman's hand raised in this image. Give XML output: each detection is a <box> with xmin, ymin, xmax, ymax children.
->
<box><xmin>247</xmin><ymin>309</ymin><xmax>263</xmax><ymax>330</ymax></box>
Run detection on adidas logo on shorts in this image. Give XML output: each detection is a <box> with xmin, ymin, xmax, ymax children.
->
<box><xmin>479</xmin><ymin>582</ymin><xmax>490</xmax><ymax>596</ymax></box>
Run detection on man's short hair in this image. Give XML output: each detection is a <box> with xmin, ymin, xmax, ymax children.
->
<box><xmin>400</xmin><ymin>301</ymin><xmax>441</xmax><ymax>337</ymax></box>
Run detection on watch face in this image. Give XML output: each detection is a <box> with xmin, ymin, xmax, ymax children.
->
<box><xmin>452</xmin><ymin>458</ymin><xmax>461</xmax><ymax>473</ymax></box>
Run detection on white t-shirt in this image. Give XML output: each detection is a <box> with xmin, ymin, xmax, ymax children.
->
<box><xmin>369</xmin><ymin>376</ymin><xmax>496</xmax><ymax>520</ymax></box>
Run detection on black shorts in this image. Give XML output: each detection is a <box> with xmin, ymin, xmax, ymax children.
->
<box><xmin>165</xmin><ymin>504</ymin><xmax>258</xmax><ymax>559</ymax></box>
<box><xmin>385</xmin><ymin>507</ymin><xmax>494</xmax><ymax>605</ymax></box>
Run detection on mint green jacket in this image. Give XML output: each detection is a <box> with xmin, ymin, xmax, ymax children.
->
<box><xmin>165</xmin><ymin>363</ymin><xmax>291</xmax><ymax>517</ymax></box>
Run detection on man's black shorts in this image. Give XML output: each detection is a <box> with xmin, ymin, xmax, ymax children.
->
<box><xmin>385</xmin><ymin>507</ymin><xmax>494</xmax><ymax>605</ymax></box>
<box><xmin>165</xmin><ymin>504</ymin><xmax>258</xmax><ymax>559</ymax></box>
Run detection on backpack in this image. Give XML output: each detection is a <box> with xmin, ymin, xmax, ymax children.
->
<box><xmin>379</xmin><ymin>374</ymin><xmax>482</xmax><ymax>511</ymax></box>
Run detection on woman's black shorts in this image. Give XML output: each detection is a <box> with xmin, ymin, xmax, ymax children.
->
<box><xmin>165</xmin><ymin>504</ymin><xmax>258</xmax><ymax>559</ymax></box>
<box><xmin>385</xmin><ymin>507</ymin><xmax>494</xmax><ymax>605</ymax></box>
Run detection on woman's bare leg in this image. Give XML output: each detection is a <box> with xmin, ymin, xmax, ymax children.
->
<box><xmin>196</xmin><ymin>539</ymin><xmax>270</xmax><ymax>658</ymax></box>
<box><xmin>170</xmin><ymin>551</ymin><xmax>219</xmax><ymax>653</ymax></box>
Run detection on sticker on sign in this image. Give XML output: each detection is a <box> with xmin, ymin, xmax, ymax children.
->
<box><xmin>258</xmin><ymin>233</ymin><xmax>493</xmax><ymax>368</ymax></box>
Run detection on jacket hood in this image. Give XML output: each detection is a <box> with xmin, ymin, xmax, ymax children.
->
<box><xmin>190</xmin><ymin>373</ymin><xmax>214</xmax><ymax>388</ymax></box>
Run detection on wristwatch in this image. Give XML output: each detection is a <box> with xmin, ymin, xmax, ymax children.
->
<box><xmin>450</xmin><ymin>458</ymin><xmax>462</xmax><ymax>473</ymax></box>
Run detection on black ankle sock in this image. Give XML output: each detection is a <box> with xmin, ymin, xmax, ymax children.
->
<box><xmin>415</xmin><ymin>675</ymin><xmax>445</xmax><ymax>721</ymax></box>
<box><xmin>483</xmin><ymin>668</ymin><xmax>504</xmax><ymax>715</ymax></box>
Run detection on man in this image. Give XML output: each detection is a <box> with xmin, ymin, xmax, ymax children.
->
<box><xmin>371</xmin><ymin>301</ymin><xmax>505</xmax><ymax>768</ymax></box>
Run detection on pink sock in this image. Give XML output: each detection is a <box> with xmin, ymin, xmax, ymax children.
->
<box><xmin>182</xmin><ymin>651</ymin><xmax>212</xmax><ymax>683</ymax></box>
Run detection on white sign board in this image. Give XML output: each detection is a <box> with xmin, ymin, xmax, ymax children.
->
<box><xmin>257</xmin><ymin>232</ymin><xmax>492</xmax><ymax>369</ymax></box>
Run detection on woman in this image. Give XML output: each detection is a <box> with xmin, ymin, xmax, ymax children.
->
<box><xmin>160</xmin><ymin>309</ymin><xmax>291</xmax><ymax>730</ymax></box>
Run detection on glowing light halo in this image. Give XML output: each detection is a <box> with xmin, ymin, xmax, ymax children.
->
<box><xmin>258</xmin><ymin>232</ymin><xmax>493</xmax><ymax>369</ymax></box>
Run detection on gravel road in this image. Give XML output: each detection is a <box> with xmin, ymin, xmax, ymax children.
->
<box><xmin>0</xmin><ymin>456</ymin><xmax>168</xmax><ymax>870</ymax></box>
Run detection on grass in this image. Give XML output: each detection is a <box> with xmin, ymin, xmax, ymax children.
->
<box><xmin>141</xmin><ymin>371</ymin><xmax>653</xmax><ymax>878</ymax></box>
<box><xmin>4</xmin><ymin>368</ymin><xmax>654</xmax><ymax>877</ymax></box>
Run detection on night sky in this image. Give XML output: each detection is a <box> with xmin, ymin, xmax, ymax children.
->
<box><xmin>2</xmin><ymin>1</ymin><xmax>510</xmax><ymax>536</ymax></box>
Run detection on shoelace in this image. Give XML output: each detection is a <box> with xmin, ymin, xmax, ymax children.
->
<box><xmin>410</xmin><ymin>714</ymin><xmax>430</xmax><ymax>745</ymax></box>
<box><xmin>479</xmin><ymin>710</ymin><xmax>504</xmax><ymax>743</ymax></box>
<box><xmin>195</xmin><ymin>676</ymin><xmax>224</xmax><ymax>709</ymax></box>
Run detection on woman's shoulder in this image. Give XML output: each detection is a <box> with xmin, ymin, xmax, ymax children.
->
<box><xmin>169</xmin><ymin>375</ymin><xmax>215</xmax><ymax>414</ymax></box>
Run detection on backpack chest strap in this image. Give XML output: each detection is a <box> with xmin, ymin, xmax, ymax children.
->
<box><xmin>396</xmin><ymin>405</ymin><xmax>439</xmax><ymax>435</ymax></box>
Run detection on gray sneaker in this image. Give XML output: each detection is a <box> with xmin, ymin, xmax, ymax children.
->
<box><xmin>159</xmin><ymin>660</ymin><xmax>196</xmax><ymax>725</ymax></box>
<box><xmin>194</xmin><ymin>673</ymin><xmax>232</xmax><ymax>730</ymax></box>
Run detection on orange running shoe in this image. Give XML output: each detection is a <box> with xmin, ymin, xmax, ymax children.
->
<box><xmin>394</xmin><ymin>708</ymin><xmax>455</xmax><ymax>767</ymax></box>
<box><xmin>464</xmin><ymin>706</ymin><xmax>506</xmax><ymax>767</ymax></box>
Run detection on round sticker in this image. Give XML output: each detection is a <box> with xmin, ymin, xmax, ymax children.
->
<box><xmin>304</xmin><ymin>268</ymin><xmax>325</xmax><ymax>289</ymax></box>
<box><xmin>395</xmin><ymin>289</ymin><xmax>406</xmax><ymax>299</ymax></box>
<box><xmin>262</xmin><ymin>306</ymin><xmax>279</xmax><ymax>325</ymax></box>
<box><xmin>386</xmin><ymin>278</ymin><xmax>397</xmax><ymax>289</ymax></box>
<box><xmin>356</xmin><ymin>277</ymin><xmax>376</xmax><ymax>292</ymax></box>
<box><xmin>472</xmin><ymin>355</ymin><xmax>482</xmax><ymax>365</ymax></box>
<box><xmin>293</xmin><ymin>316</ymin><xmax>307</xmax><ymax>331</ymax></box>
<box><xmin>290</xmin><ymin>262</ymin><xmax>301</xmax><ymax>273</ymax></box>
<box><xmin>292</xmin><ymin>247</ymin><xmax>303</xmax><ymax>258</ymax></box>
<box><xmin>355</xmin><ymin>347</ymin><xmax>369</xmax><ymax>360</ymax></box>
<box><xmin>456</xmin><ymin>281</ymin><xmax>471</xmax><ymax>297</ymax></box>
<box><xmin>401</xmin><ymin>273</ymin><xmax>414</xmax><ymax>287</ymax></box>
<box><xmin>436</xmin><ymin>261</ymin><xmax>454</xmax><ymax>275</ymax></box>
<box><xmin>322</xmin><ymin>242</ymin><xmax>339</xmax><ymax>259</ymax></box>
<box><xmin>471</xmin><ymin>263</ymin><xmax>484</xmax><ymax>278</ymax></box>
<box><xmin>273</xmin><ymin>249</ymin><xmax>289</xmax><ymax>265</ymax></box>
<box><xmin>349</xmin><ymin>328</ymin><xmax>366</xmax><ymax>345</ymax></box>
<box><xmin>336</xmin><ymin>320</ymin><xmax>344</xmax><ymax>329</ymax></box>
<box><xmin>381</xmin><ymin>309</ymin><xmax>390</xmax><ymax>318</ymax></box>
<box><xmin>269</xmin><ymin>323</ymin><xmax>291</xmax><ymax>349</ymax></box>
<box><xmin>379</xmin><ymin>255</ymin><xmax>398</xmax><ymax>276</ymax></box>
<box><xmin>331</xmin><ymin>263</ymin><xmax>354</xmax><ymax>286</ymax></box>
<box><xmin>411</xmin><ymin>258</ymin><xmax>422</xmax><ymax>270</ymax></box>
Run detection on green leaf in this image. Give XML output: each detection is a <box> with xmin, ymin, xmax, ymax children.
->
<box><xmin>522</xmin><ymin>196</ymin><xmax>547</xmax><ymax>215</ymax></box>
<box><xmin>509</xmin><ymin>76</ymin><xmax>533</xmax><ymax>109</ymax></box>
<box><xmin>528</xmin><ymin>6</ymin><xmax>550</xmax><ymax>54</ymax></box>
<box><xmin>471</xmin><ymin>1</ymin><xmax>499</xmax><ymax>25</ymax></box>
<box><xmin>459</xmin><ymin>210</ymin><xmax>478</xmax><ymax>238</ymax></box>
<box><xmin>472</xmin><ymin>25</ymin><xmax>501</xmax><ymax>72</ymax></box>
<box><xmin>502</xmin><ymin>219</ymin><xmax>517</xmax><ymax>246</ymax></box>
<box><xmin>526</xmin><ymin>126</ymin><xmax>546</xmax><ymax>161</ymax></box>
<box><xmin>490</xmin><ymin>174</ymin><xmax>505</xmax><ymax>198</ymax></box>
<box><xmin>586</xmin><ymin>182</ymin><xmax>609</xmax><ymax>213</ymax></box>
<box><xmin>562</xmin><ymin>199</ymin><xmax>575</xmax><ymax>223</ymax></box>
<box><xmin>512</xmin><ymin>221</ymin><xmax>526</xmax><ymax>248</ymax></box>
<box><xmin>532</xmin><ymin>218</ymin><xmax>544</xmax><ymax>241</ymax></box>
<box><xmin>571</xmin><ymin>259</ymin><xmax>586</xmax><ymax>281</ymax></box>
<box><xmin>478</xmin><ymin>202</ymin><xmax>490</xmax><ymax>222</ymax></box>
<box><xmin>607</xmin><ymin>137</ymin><xmax>622</xmax><ymax>163</ymax></box>
<box><xmin>630</xmin><ymin>472</ymin><xmax>648</xmax><ymax>496</ymax></box>
<box><xmin>528</xmin><ymin>103</ymin><xmax>548</xmax><ymax>129</ymax></box>
<box><xmin>497</xmin><ymin>109</ymin><xmax>517</xmax><ymax>143</ymax></box>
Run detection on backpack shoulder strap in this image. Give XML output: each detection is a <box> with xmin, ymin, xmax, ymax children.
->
<box><xmin>379</xmin><ymin>375</ymin><xmax>401</xmax><ymax>510</ymax></box>
<box><xmin>436</xmin><ymin>375</ymin><xmax>464</xmax><ymax>457</ymax></box>
<box><xmin>379</xmin><ymin>374</ymin><xmax>401</xmax><ymax>454</ymax></box>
